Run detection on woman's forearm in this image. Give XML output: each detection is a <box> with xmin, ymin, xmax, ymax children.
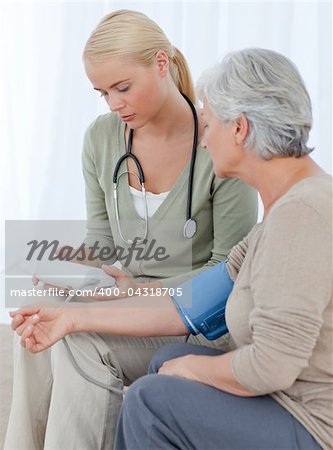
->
<box><xmin>71</xmin><ymin>294</ymin><xmax>188</xmax><ymax>337</ymax></box>
<box><xmin>159</xmin><ymin>351</ymin><xmax>257</xmax><ymax>397</ymax></box>
<box><xmin>192</xmin><ymin>352</ymin><xmax>257</xmax><ymax>396</ymax></box>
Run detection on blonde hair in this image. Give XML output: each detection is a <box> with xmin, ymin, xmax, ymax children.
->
<box><xmin>83</xmin><ymin>9</ymin><xmax>195</xmax><ymax>103</ymax></box>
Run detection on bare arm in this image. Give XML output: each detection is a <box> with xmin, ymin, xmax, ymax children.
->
<box><xmin>10</xmin><ymin>294</ymin><xmax>187</xmax><ymax>353</ymax></box>
<box><xmin>72</xmin><ymin>295</ymin><xmax>186</xmax><ymax>336</ymax></box>
<box><xmin>158</xmin><ymin>351</ymin><xmax>257</xmax><ymax>397</ymax></box>
<box><xmin>11</xmin><ymin>296</ymin><xmax>255</xmax><ymax>397</ymax></box>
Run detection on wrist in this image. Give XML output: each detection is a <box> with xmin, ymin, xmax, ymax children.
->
<box><xmin>67</xmin><ymin>307</ymin><xmax>90</xmax><ymax>334</ymax></box>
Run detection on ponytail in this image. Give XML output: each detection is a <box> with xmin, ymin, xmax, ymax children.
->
<box><xmin>171</xmin><ymin>47</ymin><xmax>196</xmax><ymax>104</ymax></box>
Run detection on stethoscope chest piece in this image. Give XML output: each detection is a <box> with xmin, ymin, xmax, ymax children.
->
<box><xmin>183</xmin><ymin>218</ymin><xmax>197</xmax><ymax>239</ymax></box>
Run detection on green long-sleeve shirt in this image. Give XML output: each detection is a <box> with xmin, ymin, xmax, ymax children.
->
<box><xmin>82</xmin><ymin>112</ymin><xmax>258</xmax><ymax>287</ymax></box>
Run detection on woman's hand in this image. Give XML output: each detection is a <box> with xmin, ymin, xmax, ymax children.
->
<box><xmin>9</xmin><ymin>305</ymin><xmax>76</xmax><ymax>353</ymax></box>
<box><xmin>91</xmin><ymin>265</ymin><xmax>138</xmax><ymax>300</ymax></box>
<box><xmin>31</xmin><ymin>245</ymin><xmax>98</xmax><ymax>293</ymax></box>
<box><xmin>158</xmin><ymin>354</ymin><xmax>204</xmax><ymax>382</ymax></box>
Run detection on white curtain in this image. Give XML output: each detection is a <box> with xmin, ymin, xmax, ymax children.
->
<box><xmin>0</xmin><ymin>0</ymin><xmax>331</xmax><ymax>322</ymax></box>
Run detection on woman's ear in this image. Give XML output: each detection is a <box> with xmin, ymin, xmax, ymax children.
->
<box><xmin>155</xmin><ymin>50</ymin><xmax>169</xmax><ymax>77</ymax></box>
<box><xmin>233</xmin><ymin>115</ymin><xmax>249</xmax><ymax>145</ymax></box>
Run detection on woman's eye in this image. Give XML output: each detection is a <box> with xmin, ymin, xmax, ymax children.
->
<box><xmin>117</xmin><ymin>86</ymin><xmax>129</xmax><ymax>93</ymax></box>
<box><xmin>99</xmin><ymin>92</ymin><xmax>108</xmax><ymax>98</ymax></box>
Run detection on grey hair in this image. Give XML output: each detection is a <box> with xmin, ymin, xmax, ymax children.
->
<box><xmin>197</xmin><ymin>48</ymin><xmax>314</xmax><ymax>160</ymax></box>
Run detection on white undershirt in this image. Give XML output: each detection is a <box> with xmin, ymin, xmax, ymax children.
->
<box><xmin>129</xmin><ymin>186</ymin><xmax>170</xmax><ymax>219</ymax></box>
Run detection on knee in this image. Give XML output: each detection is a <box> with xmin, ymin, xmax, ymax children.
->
<box><xmin>124</xmin><ymin>374</ymin><xmax>175</xmax><ymax>414</ymax></box>
<box><xmin>148</xmin><ymin>343</ymin><xmax>190</xmax><ymax>374</ymax></box>
<box><xmin>117</xmin><ymin>375</ymin><xmax>172</xmax><ymax>448</ymax></box>
<box><xmin>122</xmin><ymin>374</ymin><xmax>157</xmax><ymax>417</ymax></box>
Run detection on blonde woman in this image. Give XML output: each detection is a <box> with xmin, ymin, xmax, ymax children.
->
<box><xmin>5</xmin><ymin>10</ymin><xmax>257</xmax><ymax>450</ymax></box>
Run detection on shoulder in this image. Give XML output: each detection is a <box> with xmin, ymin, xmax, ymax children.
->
<box><xmin>254</xmin><ymin>175</ymin><xmax>332</xmax><ymax>260</ymax></box>
<box><xmin>84</xmin><ymin>112</ymin><xmax>122</xmax><ymax>142</ymax></box>
<box><xmin>195</xmin><ymin>143</ymin><xmax>213</xmax><ymax>166</ymax></box>
<box><xmin>269</xmin><ymin>175</ymin><xmax>332</xmax><ymax>231</ymax></box>
<box><xmin>82</xmin><ymin>112</ymin><xmax>124</xmax><ymax>164</ymax></box>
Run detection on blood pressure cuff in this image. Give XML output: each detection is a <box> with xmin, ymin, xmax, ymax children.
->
<box><xmin>171</xmin><ymin>262</ymin><xmax>234</xmax><ymax>340</ymax></box>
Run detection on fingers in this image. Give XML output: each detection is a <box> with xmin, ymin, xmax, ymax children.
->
<box><xmin>14</xmin><ymin>314</ymin><xmax>40</xmax><ymax>336</ymax></box>
<box><xmin>20</xmin><ymin>322</ymin><xmax>34</xmax><ymax>344</ymax></box>
<box><xmin>24</xmin><ymin>337</ymin><xmax>34</xmax><ymax>351</ymax></box>
<box><xmin>20</xmin><ymin>324</ymin><xmax>40</xmax><ymax>352</ymax></box>
<box><xmin>101</xmin><ymin>265</ymin><xmax>126</xmax><ymax>278</ymax></box>
<box><xmin>10</xmin><ymin>308</ymin><xmax>39</xmax><ymax>334</ymax></box>
<box><xmin>24</xmin><ymin>337</ymin><xmax>39</xmax><ymax>353</ymax></box>
<box><xmin>10</xmin><ymin>314</ymin><xmax>25</xmax><ymax>331</ymax></box>
<box><xmin>24</xmin><ymin>336</ymin><xmax>45</xmax><ymax>354</ymax></box>
<box><xmin>32</xmin><ymin>275</ymin><xmax>39</xmax><ymax>286</ymax></box>
<box><xmin>10</xmin><ymin>307</ymin><xmax>40</xmax><ymax>318</ymax></box>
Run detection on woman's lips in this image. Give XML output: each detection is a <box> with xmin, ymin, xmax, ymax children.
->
<box><xmin>120</xmin><ymin>114</ymin><xmax>135</xmax><ymax>122</ymax></box>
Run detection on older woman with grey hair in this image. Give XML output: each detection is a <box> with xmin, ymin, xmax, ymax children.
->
<box><xmin>113</xmin><ymin>48</ymin><xmax>332</xmax><ymax>449</ymax></box>
<box><xmin>10</xmin><ymin>49</ymin><xmax>332</xmax><ymax>449</ymax></box>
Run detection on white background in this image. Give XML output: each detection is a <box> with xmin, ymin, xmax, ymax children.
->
<box><xmin>1</xmin><ymin>0</ymin><xmax>332</xmax><ymax>323</ymax></box>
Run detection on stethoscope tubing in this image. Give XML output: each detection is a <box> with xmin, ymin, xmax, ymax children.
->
<box><xmin>184</xmin><ymin>94</ymin><xmax>198</xmax><ymax>223</ymax></box>
<box><xmin>113</xmin><ymin>92</ymin><xmax>199</xmax><ymax>242</ymax></box>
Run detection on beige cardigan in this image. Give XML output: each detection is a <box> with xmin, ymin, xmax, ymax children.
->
<box><xmin>227</xmin><ymin>174</ymin><xmax>332</xmax><ymax>450</ymax></box>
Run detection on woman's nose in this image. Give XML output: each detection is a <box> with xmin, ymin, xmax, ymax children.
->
<box><xmin>107</xmin><ymin>95</ymin><xmax>125</xmax><ymax>112</ymax></box>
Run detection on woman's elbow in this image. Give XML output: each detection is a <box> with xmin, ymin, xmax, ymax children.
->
<box><xmin>255</xmin><ymin>361</ymin><xmax>304</xmax><ymax>393</ymax></box>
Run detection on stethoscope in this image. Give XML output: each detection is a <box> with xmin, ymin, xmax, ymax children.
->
<box><xmin>113</xmin><ymin>93</ymin><xmax>198</xmax><ymax>244</ymax></box>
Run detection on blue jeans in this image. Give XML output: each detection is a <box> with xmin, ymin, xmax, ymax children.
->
<box><xmin>114</xmin><ymin>343</ymin><xmax>322</xmax><ymax>450</ymax></box>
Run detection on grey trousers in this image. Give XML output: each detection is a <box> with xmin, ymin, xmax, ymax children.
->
<box><xmin>114</xmin><ymin>343</ymin><xmax>322</xmax><ymax>450</ymax></box>
<box><xmin>4</xmin><ymin>332</ymin><xmax>230</xmax><ymax>450</ymax></box>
